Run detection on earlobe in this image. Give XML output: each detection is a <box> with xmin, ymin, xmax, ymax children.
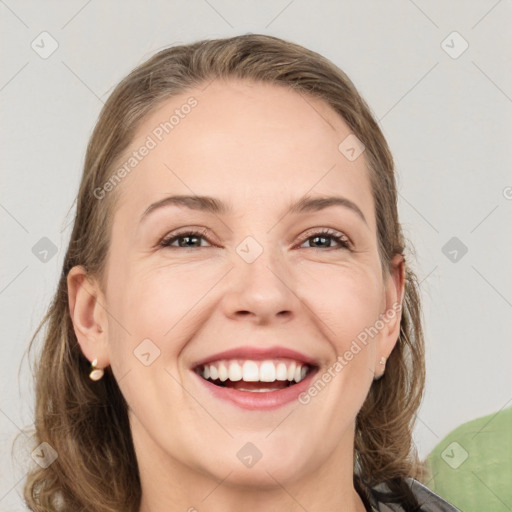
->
<box><xmin>373</xmin><ymin>356</ymin><xmax>387</xmax><ymax>381</ymax></box>
<box><xmin>67</xmin><ymin>265</ymin><xmax>110</xmax><ymax>368</ymax></box>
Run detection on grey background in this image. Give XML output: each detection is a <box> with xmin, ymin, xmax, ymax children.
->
<box><xmin>1</xmin><ymin>0</ymin><xmax>511</xmax><ymax>509</ymax></box>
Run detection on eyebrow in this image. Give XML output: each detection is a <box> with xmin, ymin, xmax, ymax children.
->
<box><xmin>139</xmin><ymin>193</ymin><xmax>367</xmax><ymax>225</ymax></box>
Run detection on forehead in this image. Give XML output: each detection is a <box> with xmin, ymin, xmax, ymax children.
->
<box><xmin>113</xmin><ymin>79</ymin><xmax>374</xmax><ymax>228</ymax></box>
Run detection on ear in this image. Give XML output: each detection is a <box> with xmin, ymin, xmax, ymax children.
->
<box><xmin>67</xmin><ymin>265</ymin><xmax>110</xmax><ymax>369</ymax></box>
<box><xmin>375</xmin><ymin>254</ymin><xmax>405</xmax><ymax>376</ymax></box>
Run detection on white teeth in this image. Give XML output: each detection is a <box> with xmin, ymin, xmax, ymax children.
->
<box><xmin>287</xmin><ymin>362</ymin><xmax>296</xmax><ymax>381</ymax></box>
<box><xmin>260</xmin><ymin>361</ymin><xmax>276</xmax><ymax>382</ymax></box>
<box><xmin>276</xmin><ymin>362</ymin><xmax>288</xmax><ymax>381</ymax></box>
<box><xmin>242</xmin><ymin>361</ymin><xmax>260</xmax><ymax>382</ymax></box>
<box><xmin>199</xmin><ymin>359</ymin><xmax>311</xmax><ymax>384</ymax></box>
<box><xmin>228</xmin><ymin>361</ymin><xmax>242</xmax><ymax>381</ymax></box>
<box><xmin>218</xmin><ymin>362</ymin><xmax>228</xmax><ymax>382</ymax></box>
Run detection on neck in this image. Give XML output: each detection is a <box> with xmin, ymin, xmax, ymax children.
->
<box><xmin>138</xmin><ymin>471</ymin><xmax>367</xmax><ymax>512</ymax></box>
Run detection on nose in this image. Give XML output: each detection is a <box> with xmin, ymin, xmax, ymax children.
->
<box><xmin>220</xmin><ymin>245</ymin><xmax>299</xmax><ymax>326</ymax></box>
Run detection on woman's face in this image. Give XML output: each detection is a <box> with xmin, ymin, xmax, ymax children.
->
<box><xmin>71</xmin><ymin>79</ymin><xmax>403</xmax><ymax>494</ymax></box>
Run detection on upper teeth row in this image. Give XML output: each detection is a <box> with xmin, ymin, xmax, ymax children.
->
<box><xmin>200</xmin><ymin>360</ymin><xmax>309</xmax><ymax>383</ymax></box>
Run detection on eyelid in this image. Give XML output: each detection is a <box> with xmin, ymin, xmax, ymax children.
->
<box><xmin>158</xmin><ymin>226</ymin><xmax>352</xmax><ymax>251</ymax></box>
<box><xmin>296</xmin><ymin>227</ymin><xmax>352</xmax><ymax>250</ymax></box>
<box><xmin>158</xmin><ymin>227</ymin><xmax>213</xmax><ymax>248</ymax></box>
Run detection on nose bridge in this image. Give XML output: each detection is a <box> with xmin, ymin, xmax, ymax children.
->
<box><xmin>222</xmin><ymin>230</ymin><xmax>298</xmax><ymax>322</ymax></box>
<box><xmin>237</xmin><ymin>231</ymin><xmax>288</xmax><ymax>290</ymax></box>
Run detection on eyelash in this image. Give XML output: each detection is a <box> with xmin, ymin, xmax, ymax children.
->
<box><xmin>158</xmin><ymin>228</ymin><xmax>351</xmax><ymax>251</ymax></box>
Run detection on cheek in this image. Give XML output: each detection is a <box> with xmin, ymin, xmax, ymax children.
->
<box><xmin>105</xmin><ymin>247</ymin><xmax>384</xmax><ymax>370</ymax></box>
<box><xmin>295</xmin><ymin>260</ymin><xmax>384</xmax><ymax>349</ymax></box>
<box><xmin>106</xmin><ymin>262</ymin><xmax>219</xmax><ymax>359</ymax></box>
<box><xmin>103</xmin><ymin>266</ymin><xmax>205</xmax><ymax>416</ymax></box>
<box><xmin>133</xmin><ymin>262</ymin><xmax>222</xmax><ymax>325</ymax></box>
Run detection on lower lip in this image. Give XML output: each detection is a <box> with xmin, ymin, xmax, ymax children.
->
<box><xmin>192</xmin><ymin>368</ymin><xmax>318</xmax><ymax>411</ymax></box>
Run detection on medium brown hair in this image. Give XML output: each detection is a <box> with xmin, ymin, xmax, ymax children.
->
<box><xmin>16</xmin><ymin>34</ymin><xmax>426</xmax><ymax>511</ymax></box>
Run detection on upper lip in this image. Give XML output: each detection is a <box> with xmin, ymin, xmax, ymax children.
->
<box><xmin>192</xmin><ymin>345</ymin><xmax>319</xmax><ymax>369</ymax></box>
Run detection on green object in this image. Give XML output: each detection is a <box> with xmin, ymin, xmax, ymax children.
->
<box><xmin>424</xmin><ymin>406</ymin><xmax>512</xmax><ymax>511</ymax></box>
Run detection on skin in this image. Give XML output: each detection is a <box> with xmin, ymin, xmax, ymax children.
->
<box><xmin>68</xmin><ymin>79</ymin><xmax>404</xmax><ymax>512</ymax></box>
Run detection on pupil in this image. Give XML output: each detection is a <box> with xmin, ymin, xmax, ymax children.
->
<box><xmin>312</xmin><ymin>236</ymin><xmax>328</xmax><ymax>248</ymax></box>
<box><xmin>180</xmin><ymin>236</ymin><xmax>198</xmax><ymax>247</ymax></box>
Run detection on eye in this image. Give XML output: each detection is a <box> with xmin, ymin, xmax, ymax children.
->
<box><xmin>158</xmin><ymin>228</ymin><xmax>351</xmax><ymax>251</ymax></box>
<box><xmin>159</xmin><ymin>229</ymin><xmax>212</xmax><ymax>249</ymax></box>
<box><xmin>297</xmin><ymin>228</ymin><xmax>351</xmax><ymax>250</ymax></box>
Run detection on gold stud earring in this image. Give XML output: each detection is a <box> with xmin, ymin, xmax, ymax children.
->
<box><xmin>89</xmin><ymin>358</ymin><xmax>104</xmax><ymax>381</ymax></box>
<box><xmin>374</xmin><ymin>356</ymin><xmax>386</xmax><ymax>381</ymax></box>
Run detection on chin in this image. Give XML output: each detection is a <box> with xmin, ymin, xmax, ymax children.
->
<box><xmin>195</xmin><ymin>440</ymin><xmax>315</xmax><ymax>490</ymax></box>
<box><xmin>215</xmin><ymin>460</ymin><xmax>308</xmax><ymax>490</ymax></box>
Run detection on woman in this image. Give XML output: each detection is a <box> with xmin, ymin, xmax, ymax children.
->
<box><xmin>19</xmin><ymin>34</ymin><xmax>460</xmax><ymax>511</ymax></box>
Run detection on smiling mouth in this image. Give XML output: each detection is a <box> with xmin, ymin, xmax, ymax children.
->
<box><xmin>194</xmin><ymin>359</ymin><xmax>316</xmax><ymax>392</ymax></box>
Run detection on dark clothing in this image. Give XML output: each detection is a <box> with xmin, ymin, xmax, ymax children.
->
<box><xmin>360</xmin><ymin>477</ymin><xmax>461</xmax><ymax>511</ymax></box>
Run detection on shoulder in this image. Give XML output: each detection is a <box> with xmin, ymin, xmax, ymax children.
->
<box><xmin>425</xmin><ymin>406</ymin><xmax>512</xmax><ymax>509</ymax></box>
<box><xmin>367</xmin><ymin>477</ymin><xmax>461</xmax><ymax>512</ymax></box>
